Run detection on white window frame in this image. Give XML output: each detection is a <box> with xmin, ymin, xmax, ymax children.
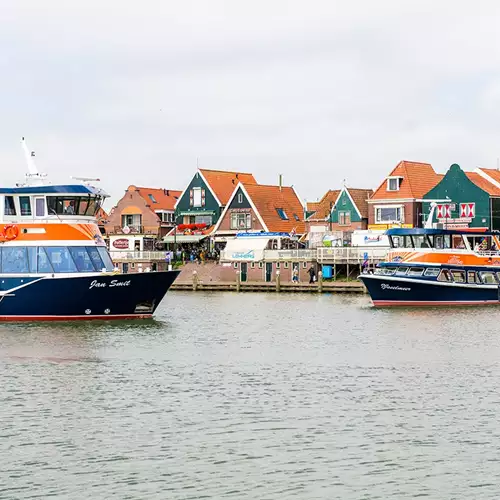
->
<box><xmin>386</xmin><ymin>177</ymin><xmax>401</xmax><ymax>192</ymax></box>
<box><xmin>237</xmin><ymin>193</ymin><xmax>243</xmax><ymax>204</ymax></box>
<box><xmin>338</xmin><ymin>211</ymin><xmax>351</xmax><ymax>226</ymax></box>
<box><xmin>375</xmin><ymin>205</ymin><xmax>404</xmax><ymax>224</ymax></box>
<box><xmin>230</xmin><ymin>212</ymin><xmax>251</xmax><ymax>230</ymax></box>
<box><xmin>192</xmin><ymin>187</ymin><xmax>202</xmax><ymax>207</ymax></box>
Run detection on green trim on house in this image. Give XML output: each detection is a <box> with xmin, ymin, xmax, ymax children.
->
<box><xmin>423</xmin><ymin>164</ymin><xmax>490</xmax><ymax>228</ymax></box>
<box><xmin>175</xmin><ymin>172</ymin><xmax>221</xmax><ymax>225</ymax></box>
<box><xmin>329</xmin><ymin>190</ymin><xmax>362</xmax><ymax>223</ymax></box>
<box><xmin>228</xmin><ymin>187</ymin><xmax>252</xmax><ymax>209</ymax></box>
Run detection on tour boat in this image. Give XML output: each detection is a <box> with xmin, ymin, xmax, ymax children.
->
<box><xmin>360</xmin><ymin>226</ymin><xmax>500</xmax><ymax>306</ymax></box>
<box><xmin>0</xmin><ymin>139</ymin><xmax>179</xmax><ymax>321</ymax></box>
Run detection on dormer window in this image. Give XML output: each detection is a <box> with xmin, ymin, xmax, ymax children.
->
<box><xmin>387</xmin><ymin>177</ymin><xmax>402</xmax><ymax>191</ymax></box>
<box><xmin>148</xmin><ymin>194</ymin><xmax>157</xmax><ymax>204</ymax></box>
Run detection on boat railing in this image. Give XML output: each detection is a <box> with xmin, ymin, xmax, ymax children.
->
<box><xmin>109</xmin><ymin>251</ymin><xmax>169</xmax><ymax>261</ymax></box>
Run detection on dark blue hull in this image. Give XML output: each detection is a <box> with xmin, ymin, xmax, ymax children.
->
<box><xmin>359</xmin><ymin>274</ymin><xmax>500</xmax><ymax>306</ymax></box>
<box><xmin>0</xmin><ymin>271</ymin><xmax>180</xmax><ymax>320</ymax></box>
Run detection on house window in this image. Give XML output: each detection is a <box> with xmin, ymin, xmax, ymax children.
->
<box><xmin>339</xmin><ymin>211</ymin><xmax>351</xmax><ymax>226</ymax></box>
<box><xmin>20</xmin><ymin>196</ymin><xmax>31</xmax><ymax>216</ymax></box>
<box><xmin>233</xmin><ymin>262</ymin><xmax>239</xmax><ymax>269</ymax></box>
<box><xmin>387</xmin><ymin>178</ymin><xmax>400</xmax><ymax>191</ymax></box>
<box><xmin>375</xmin><ymin>206</ymin><xmax>403</xmax><ymax>223</ymax></box>
<box><xmin>276</xmin><ymin>208</ymin><xmax>288</xmax><ymax>220</ymax></box>
<box><xmin>284</xmin><ymin>262</ymin><xmax>289</xmax><ymax>268</ymax></box>
<box><xmin>148</xmin><ymin>194</ymin><xmax>157</xmax><ymax>204</ymax></box>
<box><xmin>250</xmin><ymin>262</ymin><xmax>255</xmax><ymax>269</ymax></box>
<box><xmin>293</xmin><ymin>213</ymin><xmax>300</xmax><ymax>221</ymax></box>
<box><xmin>4</xmin><ymin>196</ymin><xmax>16</xmax><ymax>216</ymax></box>
<box><xmin>230</xmin><ymin>212</ymin><xmax>251</xmax><ymax>230</ymax></box>
<box><xmin>276</xmin><ymin>262</ymin><xmax>280</xmax><ymax>269</ymax></box>
<box><xmin>342</xmin><ymin>197</ymin><xmax>347</xmax><ymax>205</ymax></box>
<box><xmin>121</xmin><ymin>214</ymin><xmax>142</xmax><ymax>229</ymax></box>
<box><xmin>190</xmin><ymin>187</ymin><xmax>205</xmax><ymax>208</ymax></box>
<box><xmin>237</xmin><ymin>193</ymin><xmax>243</xmax><ymax>204</ymax></box>
<box><xmin>258</xmin><ymin>262</ymin><xmax>263</xmax><ymax>269</ymax></box>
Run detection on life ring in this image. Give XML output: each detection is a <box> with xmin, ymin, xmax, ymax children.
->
<box><xmin>3</xmin><ymin>225</ymin><xmax>19</xmax><ymax>241</ymax></box>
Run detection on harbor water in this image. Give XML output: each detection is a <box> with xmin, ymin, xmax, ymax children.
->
<box><xmin>2</xmin><ymin>292</ymin><xmax>500</xmax><ymax>499</ymax></box>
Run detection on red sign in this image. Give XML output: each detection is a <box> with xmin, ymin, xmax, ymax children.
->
<box><xmin>460</xmin><ymin>203</ymin><xmax>475</xmax><ymax>218</ymax></box>
<box><xmin>112</xmin><ymin>238</ymin><xmax>129</xmax><ymax>249</ymax></box>
<box><xmin>436</xmin><ymin>204</ymin><xmax>451</xmax><ymax>219</ymax></box>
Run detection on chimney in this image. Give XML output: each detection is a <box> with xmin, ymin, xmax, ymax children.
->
<box><xmin>279</xmin><ymin>174</ymin><xmax>283</xmax><ymax>191</ymax></box>
<box><xmin>236</xmin><ymin>173</ymin><xmax>239</xmax><ymax>179</ymax></box>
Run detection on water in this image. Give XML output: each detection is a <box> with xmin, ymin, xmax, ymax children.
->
<box><xmin>2</xmin><ymin>292</ymin><xmax>500</xmax><ymax>499</ymax></box>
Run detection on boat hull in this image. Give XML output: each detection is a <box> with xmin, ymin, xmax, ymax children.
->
<box><xmin>359</xmin><ymin>274</ymin><xmax>500</xmax><ymax>307</ymax></box>
<box><xmin>0</xmin><ymin>270</ymin><xmax>180</xmax><ymax>321</ymax></box>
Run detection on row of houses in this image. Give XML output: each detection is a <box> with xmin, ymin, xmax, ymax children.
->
<box><xmin>102</xmin><ymin>160</ymin><xmax>500</xmax><ymax>271</ymax></box>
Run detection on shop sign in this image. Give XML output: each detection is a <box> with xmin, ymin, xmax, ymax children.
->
<box><xmin>112</xmin><ymin>238</ymin><xmax>130</xmax><ymax>249</ymax></box>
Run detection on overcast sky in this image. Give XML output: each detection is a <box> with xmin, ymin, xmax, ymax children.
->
<box><xmin>2</xmin><ymin>1</ymin><xmax>500</xmax><ymax>207</ymax></box>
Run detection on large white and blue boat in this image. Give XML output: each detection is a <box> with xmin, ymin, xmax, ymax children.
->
<box><xmin>0</xmin><ymin>139</ymin><xmax>179</xmax><ymax>321</ymax></box>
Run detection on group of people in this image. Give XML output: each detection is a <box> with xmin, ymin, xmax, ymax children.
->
<box><xmin>171</xmin><ymin>247</ymin><xmax>220</xmax><ymax>264</ymax></box>
<box><xmin>292</xmin><ymin>265</ymin><xmax>317</xmax><ymax>284</ymax></box>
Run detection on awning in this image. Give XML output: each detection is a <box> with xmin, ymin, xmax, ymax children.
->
<box><xmin>163</xmin><ymin>234</ymin><xmax>208</xmax><ymax>243</ymax></box>
<box><xmin>222</xmin><ymin>237</ymin><xmax>270</xmax><ymax>261</ymax></box>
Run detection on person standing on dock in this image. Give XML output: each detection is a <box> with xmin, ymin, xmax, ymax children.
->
<box><xmin>292</xmin><ymin>266</ymin><xmax>299</xmax><ymax>283</ymax></box>
<box><xmin>308</xmin><ymin>266</ymin><xmax>316</xmax><ymax>284</ymax></box>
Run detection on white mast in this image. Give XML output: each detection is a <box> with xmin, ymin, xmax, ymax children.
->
<box><xmin>21</xmin><ymin>137</ymin><xmax>46</xmax><ymax>186</ymax></box>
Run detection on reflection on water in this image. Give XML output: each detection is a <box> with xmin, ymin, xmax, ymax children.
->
<box><xmin>2</xmin><ymin>292</ymin><xmax>500</xmax><ymax>499</ymax></box>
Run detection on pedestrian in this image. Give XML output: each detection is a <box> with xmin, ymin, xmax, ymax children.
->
<box><xmin>308</xmin><ymin>265</ymin><xmax>316</xmax><ymax>284</ymax></box>
<box><xmin>292</xmin><ymin>266</ymin><xmax>299</xmax><ymax>283</ymax></box>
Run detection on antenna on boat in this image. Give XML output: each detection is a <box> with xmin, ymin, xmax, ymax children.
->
<box><xmin>21</xmin><ymin>137</ymin><xmax>46</xmax><ymax>186</ymax></box>
<box><xmin>70</xmin><ymin>176</ymin><xmax>101</xmax><ymax>186</ymax></box>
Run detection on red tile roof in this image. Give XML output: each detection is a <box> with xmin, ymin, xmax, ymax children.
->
<box><xmin>347</xmin><ymin>188</ymin><xmax>373</xmax><ymax>218</ymax></box>
<box><xmin>307</xmin><ymin>190</ymin><xmax>341</xmax><ymax>220</ymax></box>
<box><xmin>371</xmin><ymin>161</ymin><xmax>441</xmax><ymax>200</ymax></box>
<box><xmin>199</xmin><ymin>169</ymin><xmax>257</xmax><ymax>205</ymax></box>
<box><xmin>478</xmin><ymin>168</ymin><xmax>500</xmax><ymax>186</ymax></box>
<box><xmin>242</xmin><ymin>183</ymin><xmax>306</xmax><ymax>233</ymax></box>
<box><xmin>466</xmin><ymin>172</ymin><xmax>500</xmax><ymax>196</ymax></box>
<box><xmin>133</xmin><ymin>186</ymin><xmax>182</xmax><ymax>211</ymax></box>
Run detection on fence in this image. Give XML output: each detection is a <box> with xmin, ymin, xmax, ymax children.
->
<box><xmin>109</xmin><ymin>251</ymin><xmax>169</xmax><ymax>261</ymax></box>
<box><xmin>317</xmin><ymin>247</ymin><xmax>388</xmax><ymax>263</ymax></box>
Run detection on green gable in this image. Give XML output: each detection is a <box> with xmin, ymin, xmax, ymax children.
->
<box><xmin>175</xmin><ymin>172</ymin><xmax>222</xmax><ymax>225</ymax></box>
<box><xmin>329</xmin><ymin>189</ymin><xmax>362</xmax><ymax>223</ymax></box>
<box><xmin>228</xmin><ymin>187</ymin><xmax>252</xmax><ymax>209</ymax></box>
<box><xmin>423</xmin><ymin>164</ymin><xmax>490</xmax><ymax>228</ymax></box>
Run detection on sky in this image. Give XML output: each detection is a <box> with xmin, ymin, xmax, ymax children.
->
<box><xmin>3</xmin><ymin>1</ymin><xmax>500</xmax><ymax>208</ymax></box>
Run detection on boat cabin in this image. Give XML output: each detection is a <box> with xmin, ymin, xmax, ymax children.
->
<box><xmin>0</xmin><ymin>185</ymin><xmax>106</xmax><ymax>222</ymax></box>
<box><xmin>386</xmin><ymin>228</ymin><xmax>500</xmax><ymax>254</ymax></box>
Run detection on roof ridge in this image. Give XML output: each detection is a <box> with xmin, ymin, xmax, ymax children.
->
<box><xmin>199</xmin><ymin>168</ymin><xmax>254</xmax><ymax>175</ymax></box>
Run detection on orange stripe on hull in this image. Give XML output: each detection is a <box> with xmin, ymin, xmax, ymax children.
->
<box><xmin>2</xmin><ymin>223</ymin><xmax>102</xmax><ymax>242</ymax></box>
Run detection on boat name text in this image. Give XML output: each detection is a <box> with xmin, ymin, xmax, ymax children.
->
<box><xmin>381</xmin><ymin>283</ymin><xmax>411</xmax><ymax>291</ymax></box>
<box><xmin>89</xmin><ymin>279</ymin><xmax>131</xmax><ymax>290</ymax></box>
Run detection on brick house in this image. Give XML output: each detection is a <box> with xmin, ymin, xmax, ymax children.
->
<box><xmin>305</xmin><ymin>190</ymin><xmax>341</xmax><ymax>234</ymax></box>
<box><xmin>368</xmin><ymin>161</ymin><xmax>442</xmax><ymax>229</ymax></box>
<box><xmin>106</xmin><ymin>185</ymin><xmax>181</xmax><ymax>253</ymax></box>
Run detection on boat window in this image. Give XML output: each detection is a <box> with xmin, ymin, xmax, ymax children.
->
<box><xmin>69</xmin><ymin>247</ymin><xmax>98</xmax><ymax>272</ymax></box>
<box><xmin>27</xmin><ymin>247</ymin><xmax>37</xmax><ymax>273</ymax></box>
<box><xmin>468</xmin><ymin>271</ymin><xmax>481</xmax><ymax>284</ymax></box>
<box><xmin>46</xmin><ymin>196</ymin><xmax>101</xmax><ymax>216</ymax></box>
<box><xmin>391</xmin><ymin>236</ymin><xmax>401</xmax><ymax>248</ymax></box>
<box><xmin>412</xmin><ymin>236</ymin><xmax>430</xmax><ymax>249</ymax></box>
<box><xmin>395</xmin><ymin>267</ymin><xmax>409</xmax><ymax>275</ymax></box>
<box><xmin>1</xmin><ymin>247</ymin><xmax>29</xmax><ymax>273</ymax></box>
<box><xmin>424</xmin><ymin>268</ymin><xmax>440</xmax><ymax>277</ymax></box>
<box><xmin>381</xmin><ymin>267</ymin><xmax>396</xmax><ymax>276</ymax></box>
<box><xmin>437</xmin><ymin>269</ymin><xmax>451</xmax><ymax>282</ymax></box>
<box><xmin>391</xmin><ymin>235</ymin><xmax>413</xmax><ymax>248</ymax></box>
<box><xmin>37</xmin><ymin>247</ymin><xmax>54</xmax><ymax>273</ymax></box>
<box><xmin>85</xmin><ymin>247</ymin><xmax>105</xmax><ymax>270</ymax></box>
<box><xmin>35</xmin><ymin>198</ymin><xmax>45</xmax><ymax>217</ymax></box>
<box><xmin>4</xmin><ymin>196</ymin><xmax>16</xmax><ymax>216</ymax></box>
<box><xmin>433</xmin><ymin>235</ymin><xmax>451</xmax><ymax>249</ymax></box>
<box><xmin>408</xmin><ymin>267</ymin><xmax>424</xmax><ymax>276</ymax></box>
<box><xmin>374</xmin><ymin>268</ymin><xmax>383</xmax><ymax>275</ymax></box>
<box><xmin>452</xmin><ymin>235</ymin><xmax>466</xmax><ymax>249</ymax></box>
<box><xmin>451</xmin><ymin>270</ymin><xmax>466</xmax><ymax>283</ymax></box>
<box><xmin>44</xmin><ymin>247</ymin><xmax>78</xmax><ymax>273</ymax></box>
<box><xmin>480</xmin><ymin>271</ymin><xmax>498</xmax><ymax>284</ymax></box>
<box><xmin>97</xmin><ymin>247</ymin><xmax>115</xmax><ymax>271</ymax></box>
<box><xmin>19</xmin><ymin>196</ymin><xmax>31</xmax><ymax>216</ymax></box>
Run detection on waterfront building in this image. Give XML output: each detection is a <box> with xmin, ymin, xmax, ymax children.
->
<box><xmin>215</xmin><ymin>182</ymin><xmax>310</xmax><ymax>282</ymax></box>
<box><xmin>305</xmin><ymin>187</ymin><xmax>373</xmax><ymax>246</ymax></box>
<box><xmin>166</xmin><ymin>169</ymin><xmax>257</xmax><ymax>249</ymax></box>
<box><xmin>423</xmin><ymin>163</ymin><xmax>500</xmax><ymax>230</ymax></box>
<box><xmin>106</xmin><ymin>185</ymin><xmax>181</xmax><ymax>272</ymax></box>
<box><xmin>367</xmin><ymin>161</ymin><xmax>442</xmax><ymax>230</ymax></box>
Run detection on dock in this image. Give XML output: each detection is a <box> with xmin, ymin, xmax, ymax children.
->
<box><xmin>171</xmin><ymin>280</ymin><xmax>365</xmax><ymax>293</ymax></box>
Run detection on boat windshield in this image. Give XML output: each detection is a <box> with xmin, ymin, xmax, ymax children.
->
<box><xmin>390</xmin><ymin>233</ymin><xmax>467</xmax><ymax>250</ymax></box>
<box><xmin>46</xmin><ymin>195</ymin><xmax>103</xmax><ymax>216</ymax></box>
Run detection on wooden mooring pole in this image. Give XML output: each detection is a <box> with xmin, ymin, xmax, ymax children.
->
<box><xmin>236</xmin><ymin>271</ymin><xmax>241</xmax><ymax>292</ymax></box>
<box><xmin>276</xmin><ymin>271</ymin><xmax>281</xmax><ymax>292</ymax></box>
<box><xmin>192</xmin><ymin>270</ymin><xmax>198</xmax><ymax>291</ymax></box>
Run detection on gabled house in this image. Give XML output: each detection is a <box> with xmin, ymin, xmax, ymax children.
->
<box><xmin>174</xmin><ymin>169</ymin><xmax>257</xmax><ymax>228</ymax></box>
<box><xmin>423</xmin><ymin>164</ymin><xmax>500</xmax><ymax>230</ymax></box>
<box><xmin>106</xmin><ymin>185</ymin><xmax>181</xmax><ymax>252</ymax></box>
<box><xmin>368</xmin><ymin>161</ymin><xmax>442</xmax><ymax>229</ymax></box>
<box><xmin>329</xmin><ymin>187</ymin><xmax>373</xmax><ymax>231</ymax></box>
<box><xmin>214</xmin><ymin>182</ymin><xmax>306</xmax><ymax>238</ymax></box>
<box><xmin>305</xmin><ymin>190</ymin><xmax>341</xmax><ymax>233</ymax></box>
